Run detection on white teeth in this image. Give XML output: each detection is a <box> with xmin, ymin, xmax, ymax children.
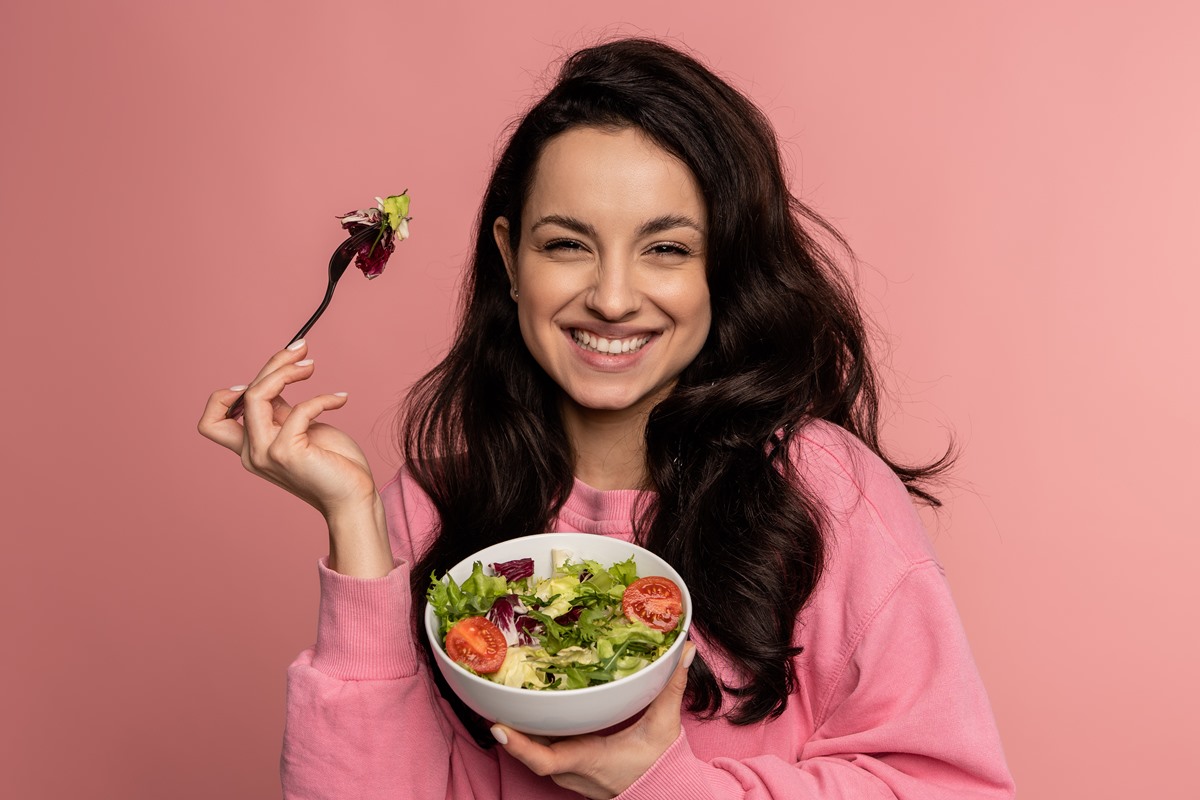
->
<box><xmin>572</xmin><ymin>329</ymin><xmax>650</xmax><ymax>355</ymax></box>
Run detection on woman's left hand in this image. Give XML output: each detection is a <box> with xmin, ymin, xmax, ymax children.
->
<box><xmin>491</xmin><ymin>642</ymin><xmax>696</xmax><ymax>799</ymax></box>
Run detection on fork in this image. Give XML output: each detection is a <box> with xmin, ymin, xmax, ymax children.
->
<box><xmin>225</xmin><ymin>224</ymin><xmax>380</xmax><ymax>420</ymax></box>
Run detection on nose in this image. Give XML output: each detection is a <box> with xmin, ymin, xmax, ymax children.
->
<box><xmin>585</xmin><ymin>258</ymin><xmax>641</xmax><ymax>321</ymax></box>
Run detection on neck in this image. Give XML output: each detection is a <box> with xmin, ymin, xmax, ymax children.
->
<box><xmin>561</xmin><ymin>403</ymin><xmax>650</xmax><ymax>491</ymax></box>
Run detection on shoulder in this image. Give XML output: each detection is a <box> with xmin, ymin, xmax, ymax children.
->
<box><xmin>790</xmin><ymin>419</ymin><xmax>939</xmax><ymax>568</ymax></box>
<box><xmin>379</xmin><ymin>464</ymin><xmax>441</xmax><ymax>564</ymax></box>
<box><xmin>788</xmin><ymin>421</ymin><xmax>950</xmax><ymax>717</ymax></box>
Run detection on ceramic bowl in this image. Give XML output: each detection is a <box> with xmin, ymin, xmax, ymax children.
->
<box><xmin>424</xmin><ymin>532</ymin><xmax>692</xmax><ymax>737</ymax></box>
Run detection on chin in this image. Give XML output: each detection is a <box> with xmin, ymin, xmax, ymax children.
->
<box><xmin>563</xmin><ymin>385</ymin><xmax>663</xmax><ymax>416</ymax></box>
<box><xmin>571</xmin><ymin>396</ymin><xmax>644</xmax><ymax>413</ymax></box>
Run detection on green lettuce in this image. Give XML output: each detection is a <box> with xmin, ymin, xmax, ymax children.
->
<box><xmin>429</xmin><ymin>555</ymin><xmax>683</xmax><ymax>690</ymax></box>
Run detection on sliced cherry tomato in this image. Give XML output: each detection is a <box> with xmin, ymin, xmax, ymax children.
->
<box><xmin>622</xmin><ymin>576</ymin><xmax>683</xmax><ymax>632</ymax></box>
<box><xmin>445</xmin><ymin>616</ymin><xmax>507</xmax><ymax>674</ymax></box>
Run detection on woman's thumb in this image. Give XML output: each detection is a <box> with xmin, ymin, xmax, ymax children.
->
<box><xmin>644</xmin><ymin>641</ymin><xmax>695</xmax><ymax>722</ymax></box>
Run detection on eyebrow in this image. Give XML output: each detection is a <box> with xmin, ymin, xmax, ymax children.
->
<box><xmin>529</xmin><ymin>213</ymin><xmax>705</xmax><ymax>238</ymax></box>
<box><xmin>638</xmin><ymin>214</ymin><xmax>705</xmax><ymax>238</ymax></box>
<box><xmin>530</xmin><ymin>215</ymin><xmax>597</xmax><ymax>238</ymax></box>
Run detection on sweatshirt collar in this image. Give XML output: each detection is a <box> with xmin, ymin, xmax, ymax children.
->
<box><xmin>556</xmin><ymin>477</ymin><xmax>649</xmax><ymax>535</ymax></box>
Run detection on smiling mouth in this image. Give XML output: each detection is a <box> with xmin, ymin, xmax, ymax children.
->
<box><xmin>571</xmin><ymin>329</ymin><xmax>652</xmax><ymax>355</ymax></box>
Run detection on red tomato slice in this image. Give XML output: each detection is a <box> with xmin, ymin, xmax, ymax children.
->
<box><xmin>445</xmin><ymin>616</ymin><xmax>507</xmax><ymax>674</ymax></box>
<box><xmin>622</xmin><ymin>576</ymin><xmax>683</xmax><ymax>632</ymax></box>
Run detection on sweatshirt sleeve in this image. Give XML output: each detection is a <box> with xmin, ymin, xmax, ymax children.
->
<box><xmin>613</xmin><ymin>561</ymin><xmax>1015</xmax><ymax>800</ymax></box>
<box><xmin>280</xmin><ymin>472</ymin><xmax>506</xmax><ymax>800</ymax></box>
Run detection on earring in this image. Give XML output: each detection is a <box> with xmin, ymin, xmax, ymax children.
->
<box><xmin>510</xmin><ymin>286</ymin><xmax>519</xmax><ymax>300</ymax></box>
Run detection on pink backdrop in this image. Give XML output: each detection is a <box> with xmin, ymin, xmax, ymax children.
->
<box><xmin>3</xmin><ymin>1</ymin><xmax>1197</xmax><ymax>798</ymax></box>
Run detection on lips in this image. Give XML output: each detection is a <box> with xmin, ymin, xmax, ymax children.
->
<box><xmin>570</xmin><ymin>328</ymin><xmax>652</xmax><ymax>355</ymax></box>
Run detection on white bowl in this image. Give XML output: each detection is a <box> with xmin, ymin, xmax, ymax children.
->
<box><xmin>424</xmin><ymin>532</ymin><xmax>692</xmax><ymax>737</ymax></box>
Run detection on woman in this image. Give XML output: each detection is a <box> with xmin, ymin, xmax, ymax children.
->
<box><xmin>199</xmin><ymin>38</ymin><xmax>1014</xmax><ymax>799</ymax></box>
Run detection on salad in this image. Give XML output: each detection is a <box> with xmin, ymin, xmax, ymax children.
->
<box><xmin>427</xmin><ymin>551</ymin><xmax>684</xmax><ymax>691</ymax></box>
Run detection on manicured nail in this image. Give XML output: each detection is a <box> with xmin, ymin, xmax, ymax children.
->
<box><xmin>287</xmin><ymin>339</ymin><xmax>305</xmax><ymax>351</ymax></box>
<box><xmin>682</xmin><ymin>643</ymin><xmax>696</xmax><ymax>669</ymax></box>
<box><xmin>333</xmin><ymin>392</ymin><xmax>348</xmax><ymax>397</ymax></box>
<box><xmin>490</xmin><ymin>725</ymin><xmax>508</xmax><ymax>745</ymax></box>
<box><xmin>295</xmin><ymin>359</ymin><xmax>314</xmax><ymax>367</ymax></box>
<box><xmin>229</xmin><ymin>384</ymin><xmax>248</xmax><ymax>392</ymax></box>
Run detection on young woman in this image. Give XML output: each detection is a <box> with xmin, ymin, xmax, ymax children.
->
<box><xmin>199</xmin><ymin>38</ymin><xmax>1014</xmax><ymax>799</ymax></box>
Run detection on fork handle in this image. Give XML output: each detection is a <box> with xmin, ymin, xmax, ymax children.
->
<box><xmin>224</xmin><ymin>277</ymin><xmax>340</xmax><ymax>421</ymax></box>
<box><xmin>224</xmin><ymin>227</ymin><xmax>373</xmax><ymax>421</ymax></box>
<box><xmin>289</xmin><ymin>276</ymin><xmax>339</xmax><ymax>347</ymax></box>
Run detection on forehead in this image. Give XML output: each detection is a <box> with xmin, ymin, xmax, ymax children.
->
<box><xmin>523</xmin><ymin>126</ymin><xmax>706</xmax><ymax>228</ymax></box>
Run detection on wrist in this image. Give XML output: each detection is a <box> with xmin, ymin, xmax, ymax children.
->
<box><xmin>325</xmin><ymin>494</ymin><xmax>392</xmax><ymax>578</ymax></box>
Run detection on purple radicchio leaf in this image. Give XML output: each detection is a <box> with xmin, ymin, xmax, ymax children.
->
<box><xmin>486</xmin><ymin>594</ymin><xmax>519</xmax><ymax>633</ymax></box>
<box><xmin>578</xmin><ymin>569</ymin><xmax>592</xmax><ymax>582</ymax></box>
<box><xmin>554</xmin><ymin>607</ymin><xmax>583</xmax><ymax>626</ymax></box>
<box><xmin>335</xmin><ymin>193</ymin><xmax>411</xmax><ymax>280</ymax></box>
<box><xmin>515</xmin><ymin>614</ymin><xmax>542</xmax><ymax>646</ymax></box>
<box><xmin>490</xmin><ymin>558</ymin><xmax>534</xmax><ymax>581</ymax></box>
<box><xmin>336</xmin><ymin>208</ymin><xmax>393</xmax><ymax>279</ymax></box>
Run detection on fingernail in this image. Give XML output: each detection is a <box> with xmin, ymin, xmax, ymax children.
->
<box><xmin>682</xmin><ymin>643</ymin><xmax>696</xmax><ymax>669</ymax></box>
<box><xmin>490</xmin><ymin>725</ymin><xmax>508</xmax><ymax>746</ymax></box>
<box><xmin>295</xmin><ymin>359</ymin><xmax>314</xmax><ymax>367</ymax></box>
<box><xmin>287</xmin><ymin>339</ymin><xmax>305</xmax><ymax>351</ymax></box>
<box><xmin>333</xmin><ymin>392</ymin><xmax>348</xmax><ymax>397</ymax></box>
<box><xmin>229</xmin><ymin>384</ymin><xmax>248</xmax><ymax>392</ymax></box>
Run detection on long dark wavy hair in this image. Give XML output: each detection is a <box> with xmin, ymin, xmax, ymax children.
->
<box><xmin>401</xmin><ymin>38</ymin><xmax>950</xmax><ymax>743</ymax></box>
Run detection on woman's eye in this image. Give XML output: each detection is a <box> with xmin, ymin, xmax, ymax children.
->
<box><xmin>647</xmin><ymin>243</ymin><xmax>693</xmax><ymax>258</ymax></box>
<box><xmin>544</xmin><ymin>239</ymin><xmax>585</xmax><ymax>252</ymax></box>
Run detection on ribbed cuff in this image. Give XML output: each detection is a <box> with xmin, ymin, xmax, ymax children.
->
<box><xmin>309</xmin><ymin>557</ymin><xmax>421</xmax><ymax>680</ymax></box>
<box><xmin>616</xmin><ymin>729</ymin><xmax>730</xmax><ymax>800</ymax></box>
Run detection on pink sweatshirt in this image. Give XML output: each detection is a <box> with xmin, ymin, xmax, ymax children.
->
<box><xmin>282</xmin><ymin>421</ymin><xmax>1015</xmax><ymax>798</ymax></box>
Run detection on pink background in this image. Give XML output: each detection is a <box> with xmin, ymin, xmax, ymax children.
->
<box><xmin>3</xmin><ymin>1</ymin><xmax>1197</xmax><ymax>798</ymax></box>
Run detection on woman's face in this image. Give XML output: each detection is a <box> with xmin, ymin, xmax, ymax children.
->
<box><xmin>494</xmin><ymin>126</ymin><xmax>712</xmax><ymax>422</ymax></box>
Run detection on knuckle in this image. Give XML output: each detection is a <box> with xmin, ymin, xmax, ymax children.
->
<box><xmin>266</xmin><ymin>441</ymin><xmax>292</xmax><ymax>465</ymax></box>
<box><xmin>247</xmin><ymin>445</ymin><xmax>271</xmax><ymax>470</ymax></box>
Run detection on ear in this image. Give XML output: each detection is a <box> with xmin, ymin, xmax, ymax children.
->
<box><xmin>493</xmin><ymin>216</ymin><xmax>517</xmax><ymax>287</ymax></box>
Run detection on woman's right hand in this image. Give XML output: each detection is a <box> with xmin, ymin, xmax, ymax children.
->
<box><xmin>197</xmin><ymin>340</ymin><xmax>392</xmax><ymax>576</ymax></box>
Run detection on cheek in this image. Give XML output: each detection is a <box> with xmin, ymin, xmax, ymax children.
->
<box><xmin>680</xmin><ymin>287</ymin><xmax>713</xmax><ymax>345</ymax></box>
<box><xmin>514</xmin><ymin>288</ymin><xmax>565</xmax><ymax>364</ymax></box>
<box><xmin>698</xmin><ymin>305</ymin><xmax>713</xmax><ymax>338</ymax></box>
<box><xmin>515</xmin><ymin>306</ymin><xmax>542</xmax><ymax>357</ymax></box>
<box><xmin>690</xmin><ymin>311</ymin><xmax>713</xmax><ymax>358</ymax></box>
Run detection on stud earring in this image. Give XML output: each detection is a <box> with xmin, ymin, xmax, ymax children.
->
<box><xmin>510</xmin><ymin>286</ymin><xmax>519</xmax><ymax>299</ymax></box>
